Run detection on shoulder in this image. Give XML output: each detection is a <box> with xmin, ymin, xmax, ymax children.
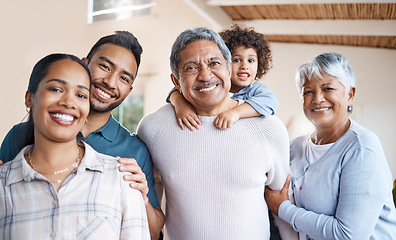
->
<box><xmin>84</xmin><ymin>142</ymin><xmax>119</xmax><ymax>166</ymax></box>
<box><xmin>106</xmin><ymin>117</ymin><xmax>150</xmax><ymax>155</ymax></box>
<box><xmin>138</xmin><ymin>104</ymin><xmax>175</xmax><ymax>133</ymax></box>
<box><xmin>248</xmin><ymin>81</ymin><xmax>269</xmax><ymax>93</ymax></box>
<box><xmin>0</xmin><ymin>146</ymin><xmax>30</xmax><ymax>183</ymax></box>
<box><xmin>290</xmin><ymin>134</ymin><xmax>309</xmax><ymax>148</ymax></box>
<box><xmin>338</xmin><ymin>121</ymin><xmax>386</xmax><ymax>163</ymax></box>
<box><xmin>83</xmin><ymin>144</ymin><xmax>139</xmax><ymax>192</ymax></box>
<box><xmin>0</xmin><ymin>123</ymin><xmax>29</xmax><ymax>163</ymax></box>
<box><xmin>1</xmin><ymin>122</ymin><xmax>28</xmax><ymax>146</ymax></box>
<box><xmin>244</xmin><ymin>115</ymin><xmax>289</xmax><ymax>142</ymax></box>
<box><xmin>251</xmin><ymin>81</ymin><xmax>267</xmax><ymax>88</ymax></box>
<box><xmin>348</xmin><ymin>120</ymin><xmax>381</xmax><ymax>148</ymax></box>
<box><xmin>9</xmin><ymin>122</ymin><xmax>28</xmax><ymax>132</ymax></box>
<box><xmin>141</xmin><ymin>104</ymin><xmax>175</xmax><ymax>122</ymax></box>
<box><xmin>332</xmin><ymin>120</ymin><xmax>383</xmax><ymax>158</ymax></box>
<box><xmin>251</xmin><ymin>115</ymin><xmax>286</xmax><ymax>131</ymax></box>
<box><xmin>289</xmin><ymin>134</ymin><xmax>310</xmax><ymax>162</ymax></box>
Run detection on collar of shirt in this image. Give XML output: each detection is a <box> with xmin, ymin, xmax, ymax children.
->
<box><xmin>232</xmin><ymin>82</ymin><xmax>256</xmax><ymax>96</ymax></box>
<box><xmin>5</xmin><ymin>142</ymin><xmax>106</xmax><ymax>186</ymax></box>
<box><xmin>77</xmin><ymin>114</ymin><xmax>119</xmax><ymax>143</ymax></box>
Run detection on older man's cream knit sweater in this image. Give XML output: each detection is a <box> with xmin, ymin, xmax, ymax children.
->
<box><xmin>138</xmin><ymin>104</ymin><xmax>296</xmax><ymax>240</ymax></box>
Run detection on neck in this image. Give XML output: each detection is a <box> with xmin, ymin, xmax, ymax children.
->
<box><xmin>230</xmin><ymin>84</ymin><xmax>243</xmax><ymax>93</ymax></box>
<box><xmin>313</xmin><ymin>119</ymin><xmax>351</xmax><ymax>145</ymax></box>
<box><xmin>29</xmin><ymin>138</ymin><xmax>81</xmax><ymax>171</ymax></box>
<box><xmin>80</xmin><ymin>110</ymin><xmax>111</xmax><ymax>137</ymax></box>
<box><xmin>194</xmin><ymin>97</ymin><xmax>238</xmax><ymax>116</ymax></box>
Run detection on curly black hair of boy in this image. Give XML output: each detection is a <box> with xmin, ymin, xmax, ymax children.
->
<box><xmin>219</xmin><ymin>24</ymin><xmax>272</xmax><ymax>80</ymax></box>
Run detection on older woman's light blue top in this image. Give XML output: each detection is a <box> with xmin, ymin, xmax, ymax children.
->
<box><xmin>279</xmin><ymin>120</ymin><xmax>396</xmax><ymax>239</ymax></box>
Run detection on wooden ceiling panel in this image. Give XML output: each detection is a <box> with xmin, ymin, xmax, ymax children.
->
<box><xmin>219</xmin><ymin>3</ymin><xmax>396</xmax><ymax>49</ymax></box>
<box><xmin>222</xmin><ymin>3</ymin><xmax>396</xmax><ymax>20</ymax></box>
<box><xmin>264</xmin><ymin>35</ymin><xmax>396</xmax><ymax>49</ymax></box>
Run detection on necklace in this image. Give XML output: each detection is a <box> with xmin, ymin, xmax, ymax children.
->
<box><xmin>28</xmin><ymin>146</ymin><xmax>82</xmax><ymax>183</ymax></box>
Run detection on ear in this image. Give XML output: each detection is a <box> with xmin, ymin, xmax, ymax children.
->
<box><xmin>25</xmin><ymin>90</ymin><xmax>32</xmax><ymax>108</ymax></box>
<box><xmin>347</xmin><ymin>87</ymin><xmax>356</xmax><ymax>105</ymax></box>
<box><xmin>127</xmin><ymin>85</ymin><xmax>133</xmax><ymax>96</ymax></box>
<box><xmin>171</xmin><ymin>74</ymin><xmax>182</xmax><ymax>92</ymax></box>
<box><xmin>81</xmin><ymin>57</ymin><xmax>88</xmax><ymax>65</ymax></box>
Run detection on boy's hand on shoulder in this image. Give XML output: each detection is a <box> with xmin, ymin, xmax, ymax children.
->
<box><xmin>170</xmin><ymin>89</ymin><xmax>201</xmax><ymax>131</ymax></box>
<box><xmin>174</xmin><ymin>101</ymin><xmax>201</xmax><ymax>131</ymax></box>
<box><xmin>176</xmin><ymin>111</ymin><xmax>201</xmax><ymax>132</ymax></box>
<box><xmin>214</xmin><ymin>109</ymin><xmax>240</xmax><ymax>129</ymax></box>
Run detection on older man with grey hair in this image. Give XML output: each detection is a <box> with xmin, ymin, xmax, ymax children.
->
<box><xmin>138</xmin><ymin>27</ymin><xmax>296</xmax><ymax>240</ymax></box>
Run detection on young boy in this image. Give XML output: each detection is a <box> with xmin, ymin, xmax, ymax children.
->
<box><xmin>168</xmin><ymin>24</ymin><xmax>279</xmax><ymax>130</ymax></box>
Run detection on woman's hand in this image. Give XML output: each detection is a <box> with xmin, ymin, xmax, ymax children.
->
<box><xmin>265</xmin><ymin>175</ymin><xmax>291</xmax><ymax>216</ymax></box>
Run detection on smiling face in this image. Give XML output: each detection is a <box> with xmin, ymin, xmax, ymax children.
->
<box><xmin>85</xmin><ymin>43</ymin><xmax>136</xmax><ymax>113</ymax></box>
<box><xmin>230</xmin><ymin>46</ymin><xmax>258</xmax><ymax>93</ymax></box>
<box><xmin>171</xmin><ymin>40</ymin><xmax>232</xmax><ymax>115</ymax></box>
<box><xmin>27</xmin><ymin>59</ymin><xmax>90</xmax><ymax>143</ymax></box>
<box><xmin>302</xmin><ymin>74</ymin><xmax>355</xmax><ymax>132</ymax></box>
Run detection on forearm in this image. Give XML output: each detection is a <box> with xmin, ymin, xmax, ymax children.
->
<box><xmin>146</xmin><ymin>204</ymin><xmax>165</xmax><ymax>240</ymax></box>
<box><xmin>169</xmin><ymin>89</ymin><xmax>183</xmax><ymax>106</ymax></box>
<box><xmin>234</xmin><ymin>102</ymin><xmax>261</xmax><ymax>119</ymax></box>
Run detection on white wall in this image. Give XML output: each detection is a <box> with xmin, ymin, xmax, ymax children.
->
<box><xmin>1</xmin><ymin>0</ymin><xmax>395</xmax><ymax>179</ymax></box>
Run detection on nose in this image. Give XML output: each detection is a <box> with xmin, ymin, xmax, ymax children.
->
<box><xmin>240</xmin><ymin>60</ymin><xmax>248</xmax><ymax>69</ymax></box>
<box><xmin>58</xmin><ymin>91</ymin><xmax>76</xmax><ymax>109</ymax></box>
<box><xmin>102</xmin><ymin>72</ymin><xmax>117</xmax><ymax>89</ymax></box>
<box><xmin>197</xmin><ymin>66</ymin><xmax>213</xmax><ymax>81</ymax></box>
<box><xmin>313</xmin><ymin>91</ymin><xmax>325</xmax><ymax>104</ymax></box>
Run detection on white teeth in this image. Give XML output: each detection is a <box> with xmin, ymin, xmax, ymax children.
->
<box><xmin>198</xmin><ymin>85</ymin><xmax>216</xmax><ymax>92</ymax></box>
<box><xmin>313</xmin><ymin>107</ymin><xmax>331</xmax><ymax>112</ymax></box>
<box><xmin>238</xmin><ymin>73</ymin><xmax>249</xmax><ymax>77</ymax></box>
<box><xmin>51</xmin><ymin>113</ymin><xmax>75</xmax><ymax>122</ymax></box>
<box><xmin>96</xmin><ymin>87</ymin><xmax>111</xmax><ymax>99</ymax></box>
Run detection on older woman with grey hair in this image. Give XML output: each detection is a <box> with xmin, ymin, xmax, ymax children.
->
<box><xmin>265</xmin><ymin>52</ymin><xmax>396</xmax><ymax>239</ymax></box>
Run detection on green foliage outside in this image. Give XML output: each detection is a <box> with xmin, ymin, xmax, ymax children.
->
<box><xmin>113</xmin><ymin>95</ymin><xmax>144</xmax><ymax>133</ymax></box>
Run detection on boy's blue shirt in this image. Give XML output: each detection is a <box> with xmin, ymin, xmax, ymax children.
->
<box><xmin>232</xmin><ymin>81</ymin><xmax>279</xmax><ymax>116</ymax></box>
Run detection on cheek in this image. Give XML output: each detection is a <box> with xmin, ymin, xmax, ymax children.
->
<box><xmin>82</xmin><ymin>103</ymin><xmax>90</xmax><ymax>116</ymax></box>
<box><xmin>302</xmin><ymin>98</ymin><xmax>310</xmax><ymax>111</ymax></box>
<box><xmin>89</xmin><ymin>68</ymin><xmax>103</xmax><ymax>80</ymax></box>
<box><xmin>231</xmin><ymin>64</ymin><xmax>238</xmax><ymax>72</ymax></box>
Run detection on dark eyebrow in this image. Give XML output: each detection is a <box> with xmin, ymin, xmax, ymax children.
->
<box><xmin>46</xmin><ymin>79</ymin><xmax>90</xmax><ymax>91</ymax></box>
<box><xmin>183</xmin><ymin>61</ymin><xmax>197</xmax><ymax>67</ymax></box>
<box><xmin>98</xmin><ymin>56</ymin><xmax>135</xmax><ymax>81</ymax></box>
<box><xmin>210</xmin><ymin>57</ymin><xmax>222</xmax><ymax>61</ymax></box>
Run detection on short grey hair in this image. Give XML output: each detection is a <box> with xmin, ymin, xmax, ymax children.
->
<box><xmin>170</xmin><ymin>27</ymin><xmax>232</xmax><ymax>79</ymax></box>
<box><xmin>295</xmin><ymin>52</ymin><xmax>356</xmax><ymax>96</ymax></box>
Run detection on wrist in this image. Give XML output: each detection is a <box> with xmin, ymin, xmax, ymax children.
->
<box><xmin>144</xmin><ymin>196</ymin><xmax>150</xmax><ymax>206</ymax></box>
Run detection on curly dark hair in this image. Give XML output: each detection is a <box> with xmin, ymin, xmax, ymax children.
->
<box><xmin>219</xmin><ymin>24</ymin><xmax>272</xmax><ymax>79</ymax></box>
